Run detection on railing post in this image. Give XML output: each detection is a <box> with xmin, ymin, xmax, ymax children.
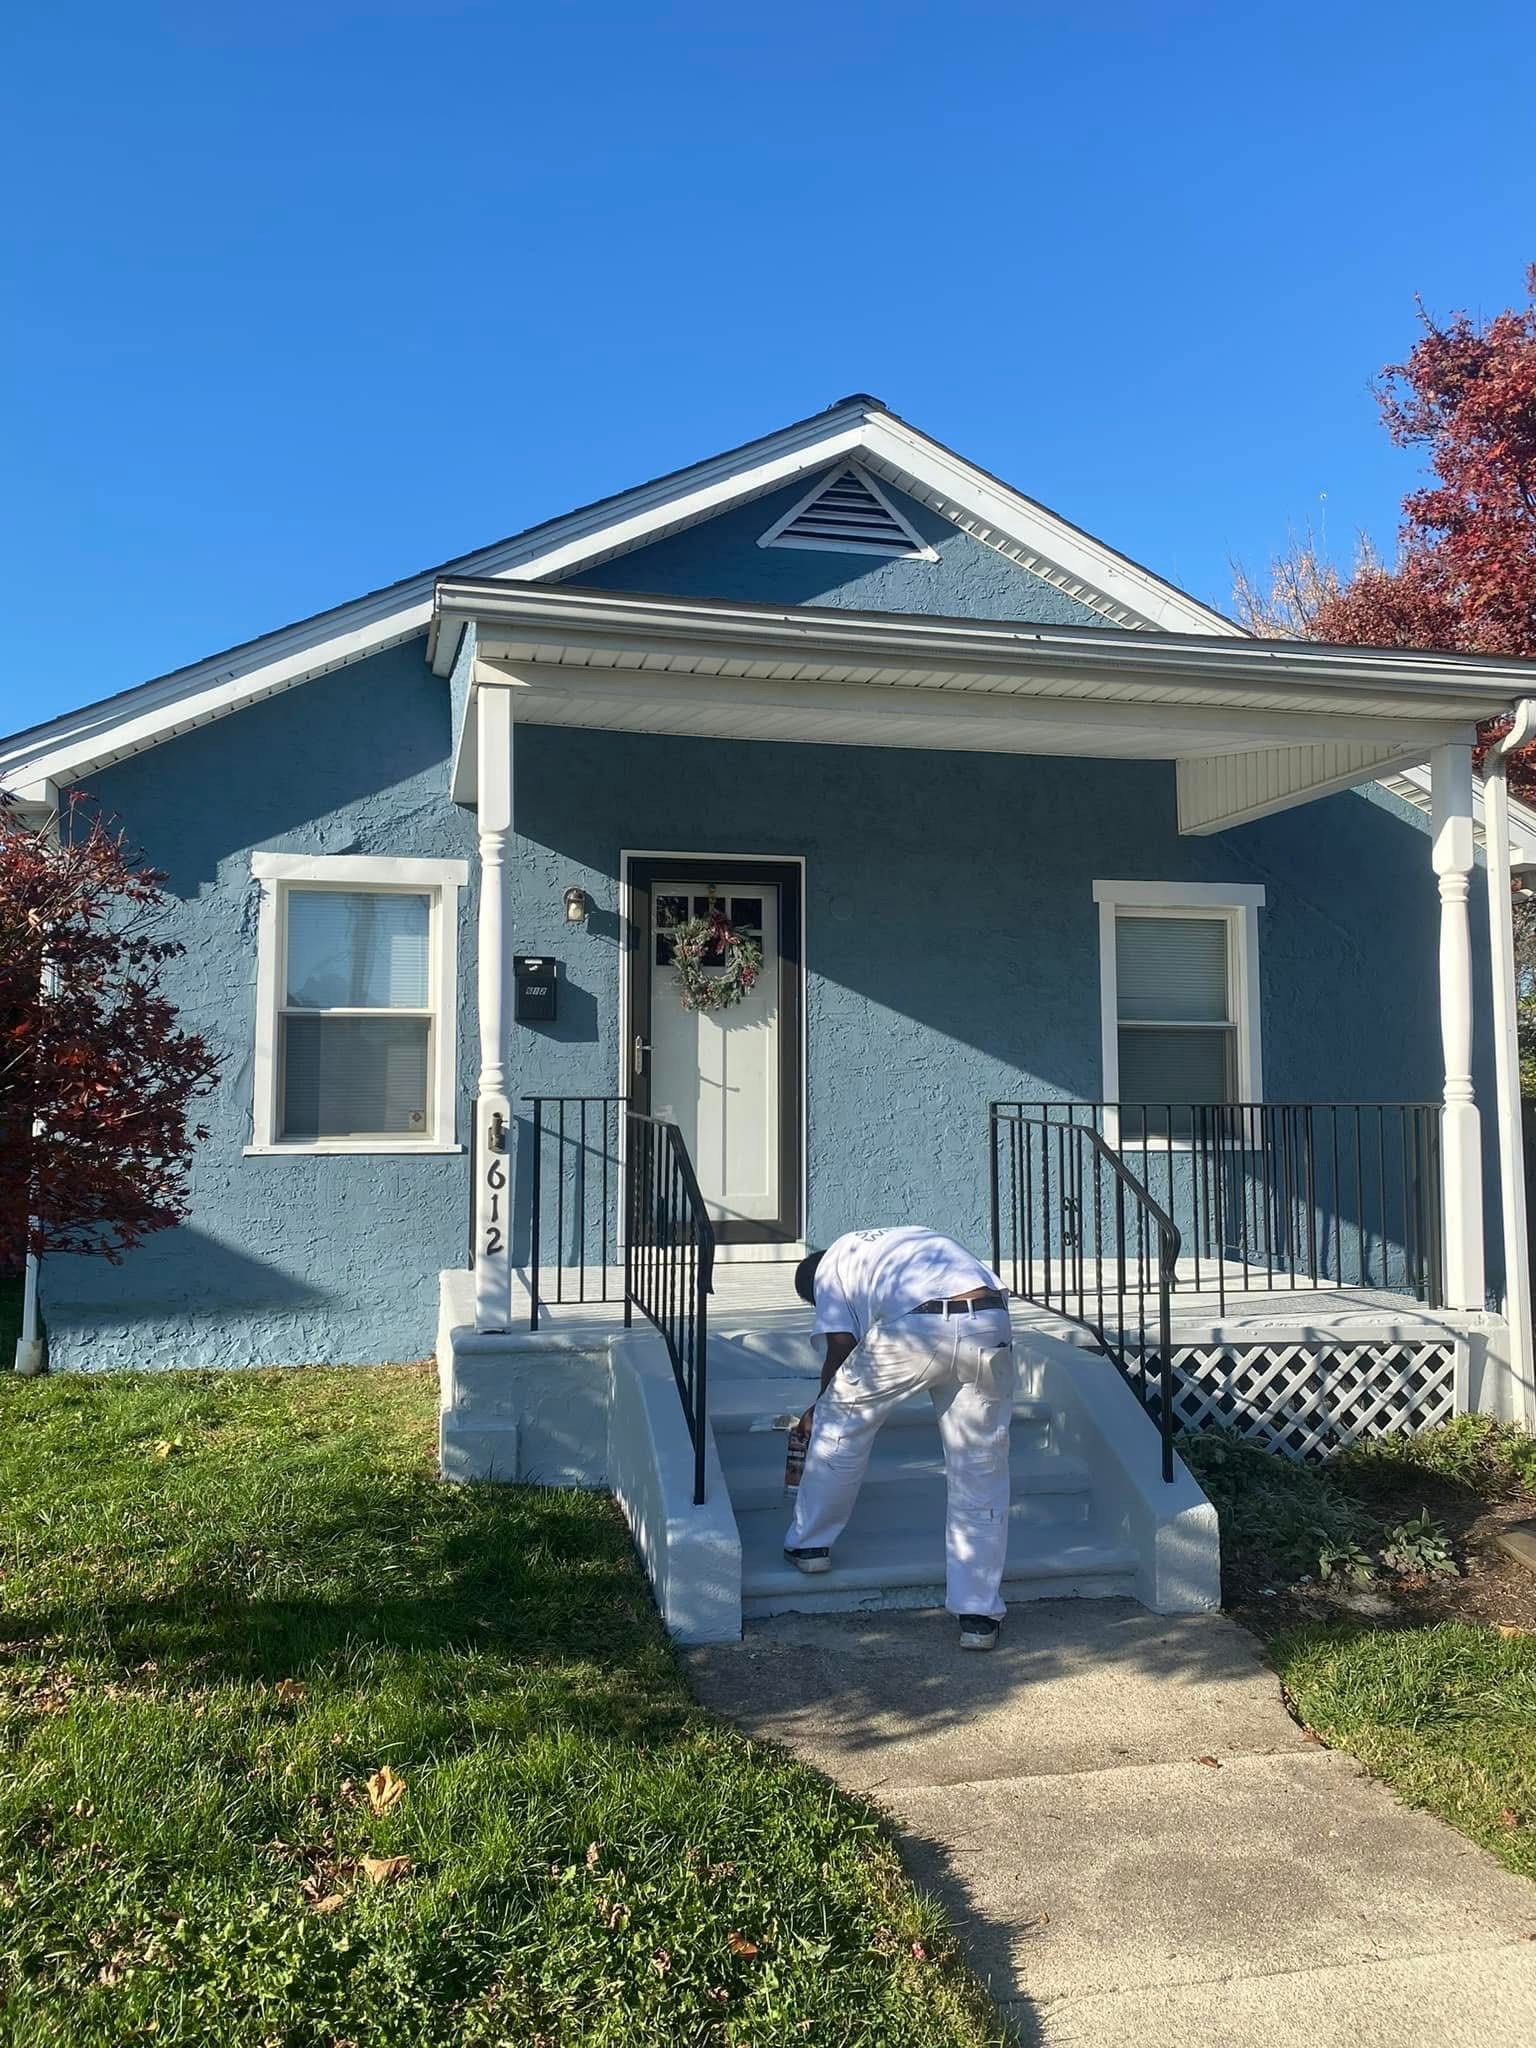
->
<box><xmin>1159</xmin><ymin>1224</ymin><xmax>1177</xmax><ymax>1484</ymax></box>
<box><xmin>694</xmin><ymin>1239</ymin><xmax>709</xmax><ymax>1507</ymax></box>
<box><xmin>988</xmin><ymin>1107</ymin><xmax>1001</xmax><ymax>1274</ymax></box>
<box><xmin>528</xmin><ymin>1099</ymin><xmax>542</xmax><ymax>1332</ymax></box>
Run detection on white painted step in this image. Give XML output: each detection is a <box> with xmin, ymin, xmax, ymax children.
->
<box><xmin>740</xmin><ymin>1512</ymin><xmax>1139</xmax><ymax>1616</ymax></box>
<box><xmin>722</xmin><ymin>1449</ymin><xmax>1093</xmax><ymax>1519</ymax></box>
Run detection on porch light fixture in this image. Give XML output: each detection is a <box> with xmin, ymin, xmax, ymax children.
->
<box><xmin>563</xmin><ymin>886</ymin><xmax>590</xmax><ymax>924</ymax></box>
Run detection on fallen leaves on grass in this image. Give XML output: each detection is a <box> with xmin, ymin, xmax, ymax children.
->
<box><xmin>272</xmin><ymin>1678</ymin><xmax>306</xmax><ymax>1708</ymax></box>
<box><xmin>364</xmin><ymin>1766</ymin><xmax>406</xmax><ymax>1815</ymax></box>
<box><xmin>299</xmin><ymin>1877</ymin><xmax>348</xmax><ymax>1915</ymax></box>
<box><xmin>725</xmin><ymin>1932</ymin><xmax>758</xmax><ymax>1958</ymax></box>
<box><xmin>1498</xmin><ymin>1810</ymin><xmax>1524</xmax><ymax>1832</ymax></box>
<box><xmin>151</xmin><ymin>1440</ymin><xmax>183</xmax><ymax>1460</ymax></box>
<box><xmin>358</xmin><ymin>1854</ymin><xmax>413</xmax><ymax>1886</ymax></box>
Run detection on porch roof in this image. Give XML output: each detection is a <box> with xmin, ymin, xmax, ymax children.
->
<box><xmin>433</xmin><ymin>579</ymin><xmax>1536</xmax><ymax>832</ymax></box>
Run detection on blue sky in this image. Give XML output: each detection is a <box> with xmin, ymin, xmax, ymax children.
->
<box><xmin>3</xmin><ymin>1</ymin><xmax>1534</xmax><ymax>736</ymax></box>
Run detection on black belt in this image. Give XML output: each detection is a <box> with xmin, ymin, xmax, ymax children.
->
<box><xmin>910</xmin><ymin>1291</ymin><xmax>1008</xmax><ymax>1316</ymax></box>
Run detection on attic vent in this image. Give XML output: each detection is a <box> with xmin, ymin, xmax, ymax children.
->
<box><xmin>757</xmin><ymin>464</ymin><xmax>939</xmax><ymax>561</ymax></box>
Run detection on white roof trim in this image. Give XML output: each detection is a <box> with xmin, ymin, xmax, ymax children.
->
<box><xmin>439</xmin><ymin>579</ymin><xmax>1536</xmax><ymax>715</ymax></box>
<box><xmin>1383</xmin><ymin>762</ymin><xmax>1536</xmax><ymax>863</ymax></box>
<box><xmin>3</xmin><ymin>395</ymin><xmax>1245</xmax><ymax>796</ymax></box>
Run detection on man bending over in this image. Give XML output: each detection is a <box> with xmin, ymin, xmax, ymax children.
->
<box><xmin>784</xmin><ymin>1226</ymin><xmax>1015</xmax><ymax>1651</ymax></box>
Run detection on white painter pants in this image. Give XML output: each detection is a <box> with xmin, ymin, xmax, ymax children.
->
<box><xmin>785</xmin><ymin>1307</ymin><xmax>1016</xmax><ymax>1619</ymax></box>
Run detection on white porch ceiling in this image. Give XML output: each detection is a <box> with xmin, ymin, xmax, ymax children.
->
<box><xmin>437</xmin><ymin>579</ymin><xmax>1536</xmax><ymax>830</ymax></box>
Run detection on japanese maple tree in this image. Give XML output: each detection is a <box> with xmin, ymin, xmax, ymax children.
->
<box><xmin>1</xmin><ymin>791</ymin><xmax>220</xmax><ymax>1265</ymax></box>
<box><xmin>1238</xmin><ymin>263</ymin><xmax>1536</xmax><ymax>795</ymax></box>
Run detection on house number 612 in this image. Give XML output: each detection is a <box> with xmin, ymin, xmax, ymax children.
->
<box><xmin>483</xmin><ymin>1154</ymin><xmax>505</xmax><ymax>1257</ymax></box>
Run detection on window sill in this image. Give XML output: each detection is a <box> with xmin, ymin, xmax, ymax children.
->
<box><xmin>243</xmin><ymin>1141</ymin><xmax>465</xmax><ymax>1157</ymax></box>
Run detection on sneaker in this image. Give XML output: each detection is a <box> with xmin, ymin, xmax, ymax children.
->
<box><xmin>957</xmin><ymin>1614</ymin><xmax>1001</xmax><ymax>1651</ymax></box>
<box><xmin>783</xmin><ymin>1546</ymin><xmax>832</xmax><ymax>1575</ymax></box>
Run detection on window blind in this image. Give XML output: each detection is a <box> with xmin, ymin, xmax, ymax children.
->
<box><xmin>1115</xmin><ymin>915</ymin><xmax>1229</xmax><ymax>1024</ymax></box>
<box><xmin>281</xmin><ymin>1015</ymin><xmax>431</xmax><ymax>1140</ymax></box>
<box><xmin>285</xmin><ymin>891</ymin><xmax>430</xmax><ymax>1010</ymax></box>
<box><xmin>1115</xmin><ymin>913</ymin><xmax>1235</xmax><ymax>1112</ymax></box>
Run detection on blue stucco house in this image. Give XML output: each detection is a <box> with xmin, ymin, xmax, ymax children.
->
<box><xmin>8</xmin><ymin>395</ymin><xmax>1536</xmax><ymax>1637</ymax></box>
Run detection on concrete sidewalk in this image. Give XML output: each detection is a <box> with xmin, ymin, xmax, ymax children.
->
<box><xmin>686</xmin><ymin>1602</ymin><xmax>1536</xmax><ymax>2046</ymax></box>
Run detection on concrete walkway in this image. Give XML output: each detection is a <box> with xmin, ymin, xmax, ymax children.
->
<box><xmin>686</xmin><ymin>1601</ymin><xmax>1536</xmax><ymax>2046</ymax></box>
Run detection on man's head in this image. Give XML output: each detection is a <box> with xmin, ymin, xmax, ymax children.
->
<box><xmin>794</xmin><ymin>1250</ymin><xmax>824</xmax><ymax>1305</ymax></box>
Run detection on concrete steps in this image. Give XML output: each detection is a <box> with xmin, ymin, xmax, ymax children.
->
<box><xmin>709</xmin><ymin>1356</ymin><xmax>1138</xmax><ymax>1619</ymax></box>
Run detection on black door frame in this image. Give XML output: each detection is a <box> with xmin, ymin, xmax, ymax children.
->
<box><xmin>624</xmin><ymin>855</ymin><xmax>803</xmax><ymax>1245</ymax></box>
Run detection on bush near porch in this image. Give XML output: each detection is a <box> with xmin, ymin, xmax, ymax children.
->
<box><xmin>0</xmin><ymin>1365</ymin><xmax>1004</xmax><ymax>2048</ymax></box>
<box><xmin>1181</xmin><ymin>1419</ymin><xmax>1536</xmax><ymax>1883</ymax></box>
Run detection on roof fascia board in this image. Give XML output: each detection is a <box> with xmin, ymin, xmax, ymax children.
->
<box><xmin>440</xmin><ymin>582</ymin><xmax>1536</xmax><ymax>716</ymax></box>
<box><xmin>1391</xmin><ymin>760</ymin><xmax>1536</xmax><ymax>861</ymax></box>
<box><xmin>859</xmin><ymin>412</ymin><xmax>1242</xmax><ymax>638</ymax></box>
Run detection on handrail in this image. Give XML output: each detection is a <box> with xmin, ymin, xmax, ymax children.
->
<box><xmin>520</xmin><ymin>1095</ymin><xmax>715</xmax><ymax>1504</ymax></box>
<box><xmin>624</xmin><ymin>1111</ymin><xmax>716</xmax><ymax>1505</ymax></box>
<box><xmin>991</xmin><ymin>1103</ymin><xmax>1181</xmax><ymax>1482</ymax></box>
<box><xmin>998</xmin><ymin>1100</ymin><xmax>1443</xmax><ymax>1312</ymax></box>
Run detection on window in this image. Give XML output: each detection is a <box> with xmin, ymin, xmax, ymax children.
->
<box><xmin>249</xmin><ymin>854</ymin><xmax>468</xmax><ymax>1154</ymax></box>
<box><xmin>1093</xmin><ymin>881</ymin><xmax>1264</xmax><ymax>1142</ymax></box>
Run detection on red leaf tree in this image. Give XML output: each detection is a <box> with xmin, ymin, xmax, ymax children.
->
<box><xmin>1</xmin><ymin>791</ymin><xmax>220</xmax><ymax>1265</ymax></box>
<box><xmin>1239</xmin><ymin>263</ymin><xmax>1536</xmax><ymax>796</ymax></box>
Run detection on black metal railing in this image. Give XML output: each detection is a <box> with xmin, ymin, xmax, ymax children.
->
<box><xmin>1001</xmin><ymin>1101</ymin><xmax>1444</xmax><ymax>1313</ymax></box>
<box><xmin>524</xmin><ymin>1095</ymin><xmax>626</xmax><ymax>1326</ymax></box>
<box><xmin>521</xmin><ymin>1096</ymin><xmax>715</xmax><ymax>1504</ymax></box>
<box><xmin>991</xmin><ymin>1104</ymin><xmax>1181</xmax><ymax>1481</ymax></box>
<box><xmin>624</xmin><ymin>1111</ymin><xmax>716</xmax><ymax>1506</ymax></box>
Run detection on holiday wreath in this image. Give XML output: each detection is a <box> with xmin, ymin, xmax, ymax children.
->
<box><xmin>667</xmin><ymin>902</ymin><xmax>764</xmax><ymax>1013</ymax></box>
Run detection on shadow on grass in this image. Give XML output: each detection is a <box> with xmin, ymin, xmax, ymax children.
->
<box><xmin>0</xmin><ymin>1477</ymin><xmax>693</xmax><ymax>1744</ymax></box>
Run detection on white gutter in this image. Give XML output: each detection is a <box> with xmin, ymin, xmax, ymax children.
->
<box><xmin>1484</xmin><ymin>700</ymin><xmax>1536</xmax><ymax>1426</ymax></box>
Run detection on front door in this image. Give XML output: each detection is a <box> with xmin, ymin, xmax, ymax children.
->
<box><xmin>627</xmin><ymin>857</ymin><xmax>802</xmax><ymax>1243</ymax></box>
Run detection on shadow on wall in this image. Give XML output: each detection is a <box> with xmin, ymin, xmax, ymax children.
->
<box><xmin>47</xmin><ymin>1227</ymin><xmax>334</xmax><ymax>1315</ymax></box>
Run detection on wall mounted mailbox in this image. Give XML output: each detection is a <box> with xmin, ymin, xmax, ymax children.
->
<box><xmin>514</xmin><ymin>955</ymin><xmax>559</xmax><ymax>1021</ymax></box>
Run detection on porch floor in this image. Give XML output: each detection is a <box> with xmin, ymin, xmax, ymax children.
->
<box><xmin>511</xmin><ymin>1264</ymin><xmax>1487</xmax><ymax>1370</ymax></box>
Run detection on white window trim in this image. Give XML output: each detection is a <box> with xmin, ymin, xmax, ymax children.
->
<box><xmin>247</xmin><ymin>852</ymin><xmax>469</xmax><ymax>1156</ymax></box>
<box><xmin>1092</xmin><ymin>879</ymin><xmax>1265</xmax><ymax>1148</ymax></box>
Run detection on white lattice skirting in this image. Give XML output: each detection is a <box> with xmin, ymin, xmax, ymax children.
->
<box><xmin>1165</xmin><ymin>1339</ymin><xmax>1461</xmax><ymax>1460</ymax></box>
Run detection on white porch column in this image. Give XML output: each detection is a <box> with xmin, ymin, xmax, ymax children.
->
<box><xmin>1432</xmin><ymin>741</ymin><xmax>1485</xmax><ymax>1309</ymax></box>
<box><xmin>473</xmin><ymin>684</ymin><xmax>514</xmax><ymax>1331</ymax></box>
<box><xmin>1483</xmin><ymin>707</ymin><xmax>1536</xmax><ymax>1422</ymax></box>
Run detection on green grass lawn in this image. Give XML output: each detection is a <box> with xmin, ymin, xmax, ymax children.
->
<box><xmin>1182</xmin><ymin>1419</ymin><xmax>1536</xmax><ymax>1884</ymax></box>
<box><xmin>1274</xmin><ymin>1621</ymin><xmax>1536</xmax><ymax>1880</ymax></box>
<box><xmin>0</xmin><ymin>1366</ymin><xmax>1002</xmax><ymax>2048</ymax></box>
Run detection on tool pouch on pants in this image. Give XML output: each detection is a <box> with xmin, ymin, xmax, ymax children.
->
<box><xmin>957</xmin><ymin>1339</ymin><xmax>1015</xmax><ymax>1403</ymax></box>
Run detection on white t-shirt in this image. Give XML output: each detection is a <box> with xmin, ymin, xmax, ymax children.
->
<box><xmin>811</xmin><ymin>1227</ymin><xmax>1005</xmax><ymax>1340</ymax></box>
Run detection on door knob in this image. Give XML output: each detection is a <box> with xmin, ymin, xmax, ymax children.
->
<box><xmin>633</xmin><ymin>1033</ymin><xmax>651</xmax><ymax>1076</ymax></box>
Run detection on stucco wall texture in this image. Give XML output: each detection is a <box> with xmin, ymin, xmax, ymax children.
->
<box><xmin>41</xmin><ymin>641</ymin><xmax>478</xmax><ymax>1371</ymax></box>
<box><xmin>564</xmin><ymin>472</ymin><xmax>1122</xmax><ymax>626</ymax></box>
<box><xmin>34</xmin><ymin>497</ymin><xmax>1498</xmax><ymax>1370</ymax></box>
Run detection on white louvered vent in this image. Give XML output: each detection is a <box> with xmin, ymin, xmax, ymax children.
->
<box><xmin>757</xmin><ymin>464</ymin><xmax>939</xmax><ymax>560</ymax></box>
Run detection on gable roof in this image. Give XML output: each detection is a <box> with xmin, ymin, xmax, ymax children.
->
<box><xmin>0</xmin><ymin>395</ymin><xmax>1239</xmax><ymax>800</ymax></box>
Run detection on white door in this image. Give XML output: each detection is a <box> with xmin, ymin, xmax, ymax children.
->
<box><xmin>648</xmin><ymin>881</ymin><xmax>780</xmax><ymax>1225</ymax></box>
